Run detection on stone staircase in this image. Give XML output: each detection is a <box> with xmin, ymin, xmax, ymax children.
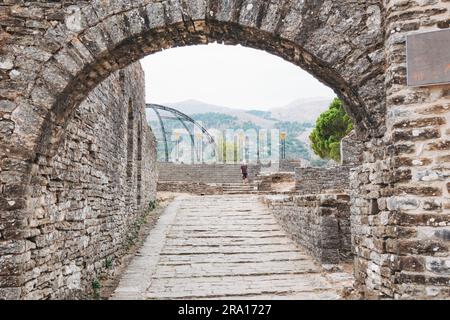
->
<box><xmin>157</xmin><ymin>163</ymin><xmax>262</xmax><ymax>195</ymax></box>
<box><xmin>222</xmin><ymin>183</ymin><xmax>258</xmax><ymax>195</ymax></box>
<box><xmin>158</xmin><ymin>163</ymin><xmax>260</xmax><ymax>184</ymax></box>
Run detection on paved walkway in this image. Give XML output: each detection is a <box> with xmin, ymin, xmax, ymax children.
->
<box><xmin>111</xmin><ymin>195</ymin><xmax>352</xmax><ymax>300</ymax></box>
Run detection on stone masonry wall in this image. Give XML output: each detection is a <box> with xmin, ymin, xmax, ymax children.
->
<box><xmin>295</xmin><ymin>166</ymin><xmax>351</xmax><ymax>194</ymax></box>
<box><xmin>263</xmin><ymin>194</ymin><xmax>352</xmax><ymax>264</ymax></box>
<box><xmin>350</xmin><ymin>1</ymin><xmax>450</xmax><ymax>299</ymax></box>
<box><xmin>341</xmin><ymin>131</ymin><xmax>364</xmax><ymax>166</ymax></box>
<box><xmin>0</xmin><ymin>62</ymin><xmax>157</xmax><ymax>299</ymax></box>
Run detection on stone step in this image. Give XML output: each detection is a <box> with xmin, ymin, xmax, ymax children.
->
<box><xmin>158</xmin><ymin>163</ymin><xmax>260</xmax><ymax>184</ymax></box>
<box><xmin>223</xmin><ymin>187</ymin><xmax>258</xmax><ymax>194</ymax></box>
<box><xmin>223</xmin><ymin>188</ymin><xmax>254</xmax><ymax>191</ymax></box>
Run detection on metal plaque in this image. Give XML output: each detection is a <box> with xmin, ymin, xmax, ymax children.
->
<box><xmin>407</xmin><ymin>29</ymin><xmax>450</xmax><ymax>87</ymax></box>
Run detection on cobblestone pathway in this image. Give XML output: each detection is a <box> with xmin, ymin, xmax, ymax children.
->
<box><xmin>112</xmin><ymin>195</ymin><xmax>353</xmax><ymax>300</ymax></box>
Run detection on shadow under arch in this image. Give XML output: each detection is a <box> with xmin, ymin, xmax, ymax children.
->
<box><xmin>33</xmin><ymin>19</ymin><xmax>382</xmax><ymax>164</ymax></box>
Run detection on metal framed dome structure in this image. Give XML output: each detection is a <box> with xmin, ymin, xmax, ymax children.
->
<box><xmin>146</xmin><ymin>104</ymin><xmax>216</xmax><ymax>163</ymax></box>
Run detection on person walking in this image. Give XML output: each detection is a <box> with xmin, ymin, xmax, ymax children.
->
<box><xmin>241</xmin><ymin>161</ymin><xmax>249</xmax><ymax>185</ymax></box>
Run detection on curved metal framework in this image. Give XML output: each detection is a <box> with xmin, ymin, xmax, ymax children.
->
<box><xmin>146</xmin><ymin>104</ymin><xmax>216</xmax><ymax>162</ymax></box>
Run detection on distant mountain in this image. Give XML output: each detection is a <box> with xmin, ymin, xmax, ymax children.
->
<box><xmin>164</xmin><ymin>100</ymin><xmax>277</xmax><ymax>129</ymax></box>
<box><xmin>164</xmin><ymin>99</ymin><xmax>235</xmax><ymax>115</ymax></box>
<box><xmin>160</xmin><ymin>98</ymin><xmax>331</xmax><ymax>124</ymax></box>
<box><xmin>269</xmin><ymin>98</ymin><xmax>331</xmax><ymax>123</ymax></box>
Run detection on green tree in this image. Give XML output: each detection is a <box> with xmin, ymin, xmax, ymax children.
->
<box><xmin>309</xmin><ymin>98</ymin><xmax>353</xmax><ymax>162</ymax></box>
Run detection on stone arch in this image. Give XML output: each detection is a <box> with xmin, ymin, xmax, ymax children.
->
<box><xmin>0</xmin><ymin>0</ymin><xmax>395</xmax><ymax>299</ymax></box>
<box><xmin>0</xmin><ymin>0</ymin><xmax>386</xmax><ymax>243</ymax></box>
<box><xmin>0</xmin><ymin>1</ymin><xmax>387</xmax><ymax>212</ymax></box>
<box><xmin>25</xmin><ymin>0</ymin><xmax>385</xmax><ymax>162</ymax></box>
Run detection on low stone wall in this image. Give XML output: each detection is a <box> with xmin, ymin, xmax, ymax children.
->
<box><xmin>279</xmin><ymin>160</ymin><xmax>306</xmax><ymax>172</ymax></box>
<box><xmin>256</xmin><ymin>172</ymin><xmax>295</xmax><ymax>192</ymax></box>
<box><xmin>2</xmin><ymin>63</ymin><xmax>157</xmax><ymax>300</ymax></box>
<box><xmin>263</xmin><ymin>193</ymin><xmax>352</xmax><ymax>264</ymax></box>
<box><xmin>295</xmin><ymin>166</ymin><xmax>351</xmax><ymax>194</ymax></box>
<box><xmin>157</xmin><ymin>182</ymin><xmax>223</xmax><ymax>195</ymax></box>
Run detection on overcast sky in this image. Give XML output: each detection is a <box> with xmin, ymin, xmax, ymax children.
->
<box><xmin>140</xmin><ymin>43</ymin><xmax>335</xmax><ymax>110</ymax></box>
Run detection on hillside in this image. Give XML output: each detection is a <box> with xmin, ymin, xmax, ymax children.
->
<box><xmin>165</xmin><ymin>100</ymin><xmax>278</xmax><ymax>129</ymax></box>
<box><xmin>269</xmin><ymin>98</ymin><xmax>331</xmax><ymax>123</ymax></box>
<box><xmin>164</xmin><ymin>98</ymin><xmax>330</xmax><ymax>124</ymax></box>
